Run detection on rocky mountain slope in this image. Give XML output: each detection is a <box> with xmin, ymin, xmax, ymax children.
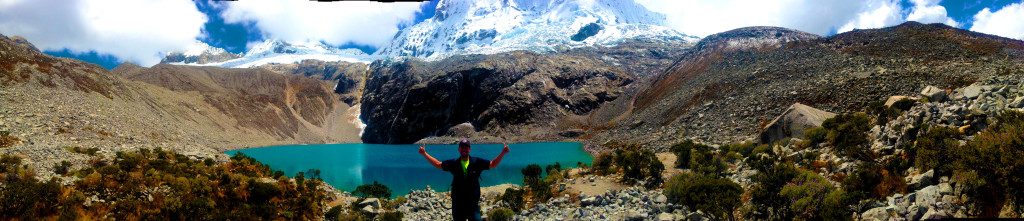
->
<box><xmin>586</xmin><ymin>22</ymin><xmax>1024</xmax><ymax>151</ymax></box>
<box><xmin>360</xmin><ymin>39</ymin><xmax>690</xmax><ymax>144</ymax></box>
<box><xmin>0</xmin><ymin>34</ymin><xmax>363</xmax><ymax>179</ymax></box>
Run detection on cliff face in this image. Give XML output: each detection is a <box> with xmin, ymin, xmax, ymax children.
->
<box><xmin>360</xmin><ymin>51</ymin><xmax>635</xmax><ymax>144</ymax></box>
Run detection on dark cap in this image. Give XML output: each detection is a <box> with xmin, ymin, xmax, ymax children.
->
<box><xmin>458</xmin><ymin>139</ymin><xmax>470</xmax><ymax>148</ymax></box>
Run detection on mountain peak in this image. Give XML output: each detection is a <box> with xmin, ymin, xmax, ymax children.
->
<box><xmin>374</xmin><ymin>0</ymin><xmax>696</xmax><ymax>59</ymax></box>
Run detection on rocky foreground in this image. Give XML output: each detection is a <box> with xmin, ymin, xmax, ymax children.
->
<box><xmin>339</xmin><ymin>72</ymin><xmax>1024</xmax><ymax>220</ymax></box>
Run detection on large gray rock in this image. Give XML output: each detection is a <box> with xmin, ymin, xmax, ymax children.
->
<box><xmin>921</xmin><ymin>207</ymin><xmax>949</xmax><ymax>219</ymax></box>
<box><xmin>908</xmin><ymin>169</ymin><xmax>935</xmax><ymax>190</ymax></box>
<box><xmin>886</xmin><ymin>95</ymin><xmax>919</xmax><ymax>107</ymax></box>
<box><xmin>658</xmin><ymin>212</ymin><xmax>674</xmax><ymax>221</ymax></box>
<box><xmin>759</xmin><ymin>103</ymin><xmax>836</xmax><ymax>144</ymax></box>
<box><xmin>906</xmin><ymin>205</ymin><xmax>926</xmax><ymax>220</ymax></box>
<box><xmin>920</xmin><ymin>86</ymin><xmax>946</xmax><ymax>102</ymax></box>
<box><xmin>581</xmin><ymin>196</ymin><xmax>599</xmax><ymax>206</ymax></box>
<box><xmin>359</xmin><ymin>198</ymin><xmax>381</xmax><ymax>209</ymax></box>
<box><xmin>861</xmin><ymin>207</ymin><xmax>890</xmax><ymax>221</ymax></box>
<box><xmin>1010</xmin><ymin>97</ymin><xmax>1024</xmax><ymax>108</ymax></box>
<box><xmin>963</xmin><ymin>84</ymin><xmax>983</xmax><ymax>99</ymax></box>
<box><xmin>916</xmin><ymin>185</ymin><xmax>941</xmax><ymax>207</ymax></box>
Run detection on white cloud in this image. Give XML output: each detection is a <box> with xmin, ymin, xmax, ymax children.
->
<box><xmin>0</xmin><ymin>0</ymin><xmax>207</xmax><ymax>67</ymax></box>
<box><xmin>217</xmin><ymin>0</ymin><xmax>424</xmax><ymax>50</ymax></box>
<box><xmin>906</xmin><ymin>0</ymin><xmax>959</xmax><ymax>27</ymax></box>
<box><xmin>970</xmin><ymin>2</ymin><xmax>1024</xmax><ymax>40</ymax></box>
<box><xmin>635</xmin><ymin>0</ymin><xmax>960</xmax><ymax>37</ymax></box>
<box><xmin>837</xmin><ymin>0</ymin><xmax>904</xmax><ymax>33</ymax></box>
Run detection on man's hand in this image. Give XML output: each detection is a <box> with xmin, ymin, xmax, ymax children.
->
<box><xmin>418</xmin><ymin>144</ymin><xmax>426</xmax><ymax>155</ymax></box>
<box><xmin>502</xmin><ymin>142</ymin><xmax>510</xmax><ymax>154</ymax></box>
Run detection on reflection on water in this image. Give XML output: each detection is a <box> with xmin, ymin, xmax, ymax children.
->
<box><xmin>225</xmin><ymin>142</ymin><xmax>592</xmax><ymax>197</ymax></box>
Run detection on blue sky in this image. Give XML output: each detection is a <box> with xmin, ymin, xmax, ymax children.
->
<box><xmin>0</xmin><ymin>0</ymin><xmax>1022</xmax><ymax>70</ymax></box>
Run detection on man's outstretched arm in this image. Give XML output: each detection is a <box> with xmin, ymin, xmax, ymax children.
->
<box><xmin>419</xmin><ymin>144</ymin><xmax>443</xmax><ymax>169</ymax></box>
<box><xmin>490</xmin><ymin>143</ymin><xmax>510</xmax><ymax>169</ymax></box>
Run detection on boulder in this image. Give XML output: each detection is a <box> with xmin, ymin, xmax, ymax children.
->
<box><xmin>581</xmin><ymin>196</ymin><xmax>599</xmax><ymax>206</ymax></box>
<box><xmin>654</xmin><ymin>194</ymin><xmax>668</xmax><ymax>204</ymax></box>
<box><xmin>359</xmin><ymin>198</ymin><xmax>381</xmax><ymax>209</ymax></box>
<box><xmin>861</xmin><ymin>207</ymin><xmax>890</xmax><ymax>221</ymax></box>
<box><xmin>658</xmin><ymin>212</ymin><xmax>674</xmax><ymax>221</ymax></box>
<box><xmin>906</xmin><ymin>205</ymin><xmax>926</xmax><ymax>220</ymax></box>
<box><xmin>915</xmin><ymin>185</ymin><xmax>941</xmax><ymax>207</ymax></box>
<box><xmin>759</xmin><ymin>103</ymin><xmax>836</xmax><ymax>144</ymax></box>
<box><xmin>920</xmin><ymin>86</ymin><xmax>946</xmax><ymax>102</ymax></box>
<box><xmin>445</xmin><ymin>122</ymin><xmax>476</xmax><ymax>137</ymax></box>
<box><xmin>907</xmin><ymin>169</ymin><xmax>935</xmax><ymax>190</ymax></box>
<box><xmin>963</xmin><ymin>84</ymin><xmax>983</xmax><ymax>99</ymax></box>
<box><xmin>1010</xmin><ymin>97</ymin><xmax>1024</xmax><ymax>108</ymax></box>
<box><xmin>886</xmin><ymin>95</ymin><xmax>920</xmax><ymax>107</ymax></box>
<box><xmin>921</xmin><ymin>207</ymin><xmax>949</xmax><ymax>219</ymax></box>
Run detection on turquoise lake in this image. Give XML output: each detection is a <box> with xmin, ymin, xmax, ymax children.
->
<box><xmin>224</xmin><ymin>142</ymin><xmax>593</xmax><ymax>197</ymax></box>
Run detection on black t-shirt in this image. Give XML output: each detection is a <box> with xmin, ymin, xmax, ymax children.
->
<box><xmin>441</xmin><ymin>156</ymin><xmax>491</xmax><ymax>201</ymax></box>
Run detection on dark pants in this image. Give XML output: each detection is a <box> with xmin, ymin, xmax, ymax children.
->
<box><xmin>451</xmin><ymin>193</ymin><xmax>481</xmax><ymax>221</ymax></box>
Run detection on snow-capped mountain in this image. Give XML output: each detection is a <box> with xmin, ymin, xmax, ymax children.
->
<box><xmin>163</xmin><ymin>39</ymin><xmax>379</xmax><ymax>68</ymax></box>
<box><xmin>373</xmin><ymin>0</ymin><xmax>697</xmax><ymax>59</ymax></box>
<box><xmin>161</xmin><ymin>41</ymin><xmax>242</xmax><ymax>65</ymax></box>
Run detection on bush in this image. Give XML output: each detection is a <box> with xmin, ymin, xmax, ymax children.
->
<box><xmin>781</xmin><ymin>169</ymin><xmax>851</xmax><ymax>220</ymax></box>
<box><xmin>488</xmin><ymin>208</ymin><xmax>515</xmax><ymax>221</ymax></box>
<box><xmin>669</xmin><ymin>140</ymin><xmax>700</xmax><ymax>168</ymax></box>
<box><xmin>613</xmin><ymin>149</ymin><xmax>664</xmax><ymax>186</ymax></box>
<box><xmin>913</xmin><ymin>126</ymin><xmax>961</xmax><ymax>173</ymax></box>
<box><xmin>822</xmin><ymin>113</ymin><xmax>873</xmax><ymax>160</ymax></box>
<box><xmin>53</xmin><ymin>160</ymin><xmax>72</xmax><ymax>175</ymax></box>
<box><xmin>689</xmin><ymin>144</ymin><xmax>727</xmax><ymax>178</ymax></box>
<box><xmin>522</xmin><ymin>164</ymin><xmax>543</xmax><ymax>186</ymax></box>
<box><xmin>867</xmin><ymin>101</ymin><xmax>901</xmax><ymax>126</ymax></box>
<box><xmin>353</xmin><ymin>181</ymin><xmax>391</xmax><ymax>199</ymax></box>
<box><xmin>325</xmin><ymin>205</ymin><xmax>343</xmax><ymax>221</ymax></box>
<box><xmin>950</xmin><ymin>110</ymin><xmax>1024</xmax><ymax>216</ymax></box>
<box><xmin>802</xmin><ymin>127</ymin><xmax>827</xmax><ymax>147</ymax></box>
<box><xmin>591</xmin><ymin>152</ymin><xmax>615</xmax><ymax>175</ymax></box>
<box><xmin>664</xmin><ymin>172</ymin><xmax>742</xmax><ymax>220</ymax></box>
<box><xmin>500</xmin><ymin>188</ymin><xmax>525</xmax><ymax>212</ymax></box>
<box><xmin>891</xmin><ymin>98</ymin><xmax>916</xmax><ymax>111</ymax></box>
<box><xmin>378</xmin><ymin>211</ymin><xmax>403</xmax><ymax>221</ymax></box>
<box><xmin>0</xmin><ymin>131</ymin><xmax>18</xmax><ymax>148</ymax></box>
<box><xmin>746</xmin><ymin>162</ymin><xmax>800</xmax><ymax>220</ymax></box>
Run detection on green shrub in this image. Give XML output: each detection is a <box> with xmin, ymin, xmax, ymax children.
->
<box><xmin>781</xmin><ymin>169</ymin><xmax>851</xmax><ymax>220</ymax></box>
<box><xmin>891</xmin><ymin>98</ymin><xmax>917</xmax><ymax>111</ymax></box>
<box><xmin>665</xmin><ymin>172</ymin><xmax>742</xmax><ymax>220</ymax></box>
<box><xmin>613</xmin><ymin>149</ymin><xmax>665</xmax><ymax>186</ymax></box>
<box><xmin>325</xmin><ymin>205</ymin><xmax>343</xmax><ymax>221</ymax></box>
<box><xmin>0</xmin><ymin>131</ymin><xmax>19</xmax><ymax>148</ymax></box>
<box><xmin>378</xmin><ymin>211</ymin><xmax>403</xmax><ymax>221</ymax></box>
<box><xmin>745</xmin><ymin>162</ymin><xmax>800</xmax><ymax>220</ymax></box>
<box><xmin>53</xmin><ymin>160</ymin><xmax>72</xmax><ymax>175</ymax></box>
<box><xmin>488</xmin><ymin>208</ymin><xmax>515</xmax><ymax>221</ymax></box>
<box><xmin>822</xmin><ymin>113</ymin><xmax>873</xmax><ymax>160</ymax></box>
<box><xmin>591</xmin><ymin>152</ymin><xmax>615</xmax><ymax>175</ymax></box>
<box><xmin>669</xmin><ymin>140</ymin><xmax>701</xmax><ymax>168</ymax></box>
<box><xmin>248</xmin><ymin>181</ymin><xmax>281</xmax><ymax>203</ymax></box>
<box><xmin>353</xmin><ymin>181</ymin><xmax>391</xmax><ymax>199</ymax></box>
<box><xmin>689</xmin><ymin>144</ymin><xmax>727</xmax><ymax>178</ymax></box>
<box><xmin>803</xmin><ymin>127</ymin><xmax>827</xmax><ymax>147</ymax></box>
<box><xmin>843</xmin><ymin>161</ymin><xmax>906</xmax><ymax>201</ymax></box>
<box><xmin>500</xmin><ymin>188</ymin><xmax>525</xmax><ymax>212</ymax></box>
<box><xmin>867</xmin><ymin>101</ymin><xmax>901</xmax><ymax>126</ymax></box>
<box><xmin>522</xmin><ymin>164</ymin><xmax>543</xmax><ymax>187</ymax></box>
<box><xmin>545</xmin><ymin>162</ymin><xmax>562</xmax><ymax>175</ymax></box>
<box><xmin>914</xmin><ymin>126</ymin><xmax>961</xmax><ymax>172</ymax></box>
<box><xmin>950</xmin><ymin>110</ymin><xmax>1024</xmax><ymax>216</ymax></box>
<box><xmin>86</xmin><ymin>147</ymin><xmax>99</xmax><ymax>156</ymax></box>
<box><xmin>722</xmin><ymin>141</ymin><xmax>757</xmax><ymax>157</ymax></box>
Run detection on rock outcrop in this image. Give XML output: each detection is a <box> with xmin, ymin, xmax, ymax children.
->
<box><xmin>758</xmin><ymin>103</ymin><xmax>835</xmax><ymax>144</ymax></box>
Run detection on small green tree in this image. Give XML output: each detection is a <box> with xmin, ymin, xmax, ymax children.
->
<box><xmin>353</xmin><ymin>181</ymin><xmax>391</xmax><ymax>199</ymax></box>
<box><xmin>664</xmin><ymin>172</ymin><xmax>742</xmax><ymax>220</ymax></box>
<box><xmin>488</xmin><ymin>208</ymin><xmax>515</xmax><ymax>221</ymax></box>
<box><xmin>780</xmin><ymin>170</ymin><xmax>851</xmax><ymax>220</ymax></box>
<box><xmin>822</xmin><ymin>113</ymin><xmax>873</xmax><ymax>160</ymax></box>
<box><xmin>500</xmin><ymin>188</ymin><xmax>525</xmax><ymax>212</ymax></box>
